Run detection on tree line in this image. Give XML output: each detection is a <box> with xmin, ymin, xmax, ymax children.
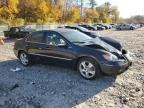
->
<box><xmin>120</xmin><ymin>15</ymin><xmax>144</xmax><ymax>24</ymax></box>
<box><xmin>0</xmin><ymin>0</ymin><xmax>120</xmax><ymax>25</ymax></box>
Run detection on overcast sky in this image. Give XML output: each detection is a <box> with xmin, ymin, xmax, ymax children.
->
<box><xmin>81</xmin><ymin>0</ymin><xmax>144</xmax><ymax>18</ymax></box>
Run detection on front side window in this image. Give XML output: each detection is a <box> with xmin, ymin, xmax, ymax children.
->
<box><xmin>30</xmin><ymin>32</ymin><xmax>44</xmax><ymax>43</ymax></box>
<box><xmin>46</xmin><ymin>32</ymin><xmax>66</xmax><ymax>46</ymax></box>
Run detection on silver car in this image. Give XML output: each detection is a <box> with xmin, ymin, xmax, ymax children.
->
<box><xmin>116</xmin><ymin>24</ymin><xmax>136</xmax><ymax>30</ymax></box>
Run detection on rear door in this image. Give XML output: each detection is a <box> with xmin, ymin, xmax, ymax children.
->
<box><xmin>25</xmin><ymin>31</ymin><xmax>46</xmax><ymax>55</ymax></box>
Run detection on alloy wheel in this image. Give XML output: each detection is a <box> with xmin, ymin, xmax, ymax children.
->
<box><xmin>79</xmin><ymin>61</ymin><xmax>96</xmax><ymax>79</ymax></box>
<box><xmin>20</xmin><ymin>52</ymin><xmax>29</xmax><ymax>66</ymax></box>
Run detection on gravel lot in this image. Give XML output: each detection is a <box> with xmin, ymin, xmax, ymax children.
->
<box><xmin>0</xmin><ymin>28</ymin><xmax>144</xmax><ymax>108</ymax></box>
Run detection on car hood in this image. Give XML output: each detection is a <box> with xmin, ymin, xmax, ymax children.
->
<box><xmin>79</xmin><ymin>37</ymin><xmax>122</xmax><ymax>55</ymax></box>
<box><xmin>100</xmin><ymin>36</ymin><xmax>122</xmax><ymax>51</ymax></box>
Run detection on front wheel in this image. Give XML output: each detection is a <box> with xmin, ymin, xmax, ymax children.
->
<box><xmin>130</xmin><ymin>27</ymin><xmax>134</xmax><ymax>30</ymax></box>
<box><xmin>77</xmin><ymin>58</ymin><xmax>101</xmax><ymax>80</ymax></box>
<box><xmin>19</xmin><ymin>52</ymin><xmax>32</xmax><ymax>66</ymax></box>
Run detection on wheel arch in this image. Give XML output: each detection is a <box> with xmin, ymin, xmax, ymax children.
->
<box><xmin>18</xmin><ymin>50</ymin><xmax>26</xmax><ymax>58</ymax></box>
<box><xmin>75</xmin><ymin>55</ymin><xmax>101</xmax><ymax>69</ymax></box>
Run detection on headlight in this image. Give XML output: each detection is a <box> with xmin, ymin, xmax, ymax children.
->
<box><xmin>103</xmin><ymin>53</ymin><xmax>118</xmax><ymax>61</ymax></box>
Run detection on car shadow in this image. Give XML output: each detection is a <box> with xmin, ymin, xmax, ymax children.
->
<box><xmin>0</xmin><ymin>59</ymin><xmax>116</xmax><ymax>108</ymax></box>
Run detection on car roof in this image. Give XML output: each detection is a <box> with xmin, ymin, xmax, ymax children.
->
<box><xmin>33</xmin><ymin>28</ymin><xmax>77</xmax><ymax>34</ymax></box>
<box><xmin>53</xmin><ymin>28</ymin><xmax>77</xmax><ymax>33</ymax></box>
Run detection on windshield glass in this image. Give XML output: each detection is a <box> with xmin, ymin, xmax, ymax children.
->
<box><xmin>61</xmin><ymin>30</ymin><xmax>92</xmax><ymax>43</ymax></box>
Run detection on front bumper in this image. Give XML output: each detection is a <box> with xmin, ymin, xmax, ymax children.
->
<box><xmin>100</xmin><ymin>51</ymin><xmax>132</xmax><ymax>75</ymax></box>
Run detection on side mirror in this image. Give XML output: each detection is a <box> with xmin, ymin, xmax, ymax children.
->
<box><xmin>57</xmin><ymin>39</ymin><xmax>68</xmax><ymax>48</ymax></box>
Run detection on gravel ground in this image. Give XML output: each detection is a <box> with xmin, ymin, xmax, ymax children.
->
<box><xmin>0</xmin><ymin>28</ymin><xmax>144</xmax><ymax>108</ymax></box>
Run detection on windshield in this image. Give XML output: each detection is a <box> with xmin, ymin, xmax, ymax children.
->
<box><xmin>61</xmin><ymin>30</ymin><xmax>92</xmax><ymax>43</ymax></box>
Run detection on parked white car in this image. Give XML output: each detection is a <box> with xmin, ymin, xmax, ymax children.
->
<box><xmin>116</xmin><ymin>24</ymin><xmax>136</xmax><ymax>30</ymax></box>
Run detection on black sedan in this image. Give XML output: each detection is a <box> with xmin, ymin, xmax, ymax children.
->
<box><xmin>14</xmin><ymin>29</ymin><xmax>132</xmax><ymax>79</ymax></box>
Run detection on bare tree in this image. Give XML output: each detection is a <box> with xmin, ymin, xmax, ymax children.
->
<box><xmin>89</xmin><ymin>0</ymin><xmax>97</xmax><ymax>9</ymax></box>
<box><xmin>0</xmin><ymin>0</ymin><xmax>8</xmax><ymax>7</ymax></box>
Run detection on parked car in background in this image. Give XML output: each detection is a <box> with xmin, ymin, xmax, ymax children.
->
<box><xmin>97</xmin><ymin>24</ymin><xmax>109</xmax><ymax>29</ymax></box>
<box><xmin>116</xmin><ymin>24</ymin><xmax>136</xmax><ymax>30</ymax></box>
<box><xmin>132</xmin><ymin>24</ymin><xmax>141</xmax><ymax>28</ymax></box>
<box><xmin>14</xmin><ymin>29</ymin><xmax>132</xmax><ymax>79</ymax></box>
<box><xmin>110</xmin><ymin>24</ymin><xmax>117</xmax><ymax>28</ymax></box>
<box><xmin>78</xmin><ymin>24</ymin><xmax>97</xmax><ymax>31</ymax></box>
<box><xmin>4</xmin><ymin>26</ymin><xmax>35</xmax><ymax>38</ymax></box>
<box><xmin>64</xmin><ymin>25</ymin><xmax>99</xmax><ymax>38</ymax></box>
<box><xmin>106</xmin><ymin>24</ymin><xmax>113</xmax><ymax>29</ymax></box>
<box><xmin>92</xmin><ymin>24</ymin><xmax>105</xmax><ymax>30</ymax></box>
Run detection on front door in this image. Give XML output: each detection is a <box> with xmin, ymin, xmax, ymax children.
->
<box><xmin>42</xmin><ymin>31</ymin><xmax>76</xmax><ymax>61</ymax></box>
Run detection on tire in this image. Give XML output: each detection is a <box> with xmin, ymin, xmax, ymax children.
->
<box><xmin>77</xmin><ymin>57</ymin><xmax>101</xmax><ymax>80</ymax></box>
<box><xmin>130</xmin><ymin>27</ymin><xmax>134</xmax><ymax>30</ymax></box>
<box><xmin>19</xmin><ymin>51</ymin><xmax>32</xmax><ymax>66</ymax></box>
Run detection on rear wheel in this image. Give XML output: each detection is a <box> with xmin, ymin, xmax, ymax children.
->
<box><xmin>19</xmin><ymin>51</ymin><xmax>32</xmax><ymax>66</ymax></box>
<box><xmin>77</xmin><ymin>57</ymin><xmax>101</xmax><ymax>80</ymax></box>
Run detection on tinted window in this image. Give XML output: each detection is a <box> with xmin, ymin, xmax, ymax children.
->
<box><xmin>46</xmin><ymin>32</ymin><xmax>66</xmax><ymax>46</ymax></box>
<box><xmin>30</xmin><ymin>32</ymin><xmax>44</xmax><ymax>43</ymax></box>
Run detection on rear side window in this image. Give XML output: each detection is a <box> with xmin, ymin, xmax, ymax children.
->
<box><xmin>30</xmin><ymin>31</ymin><xmax>44</xmax><ymax>43</ymax></box>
